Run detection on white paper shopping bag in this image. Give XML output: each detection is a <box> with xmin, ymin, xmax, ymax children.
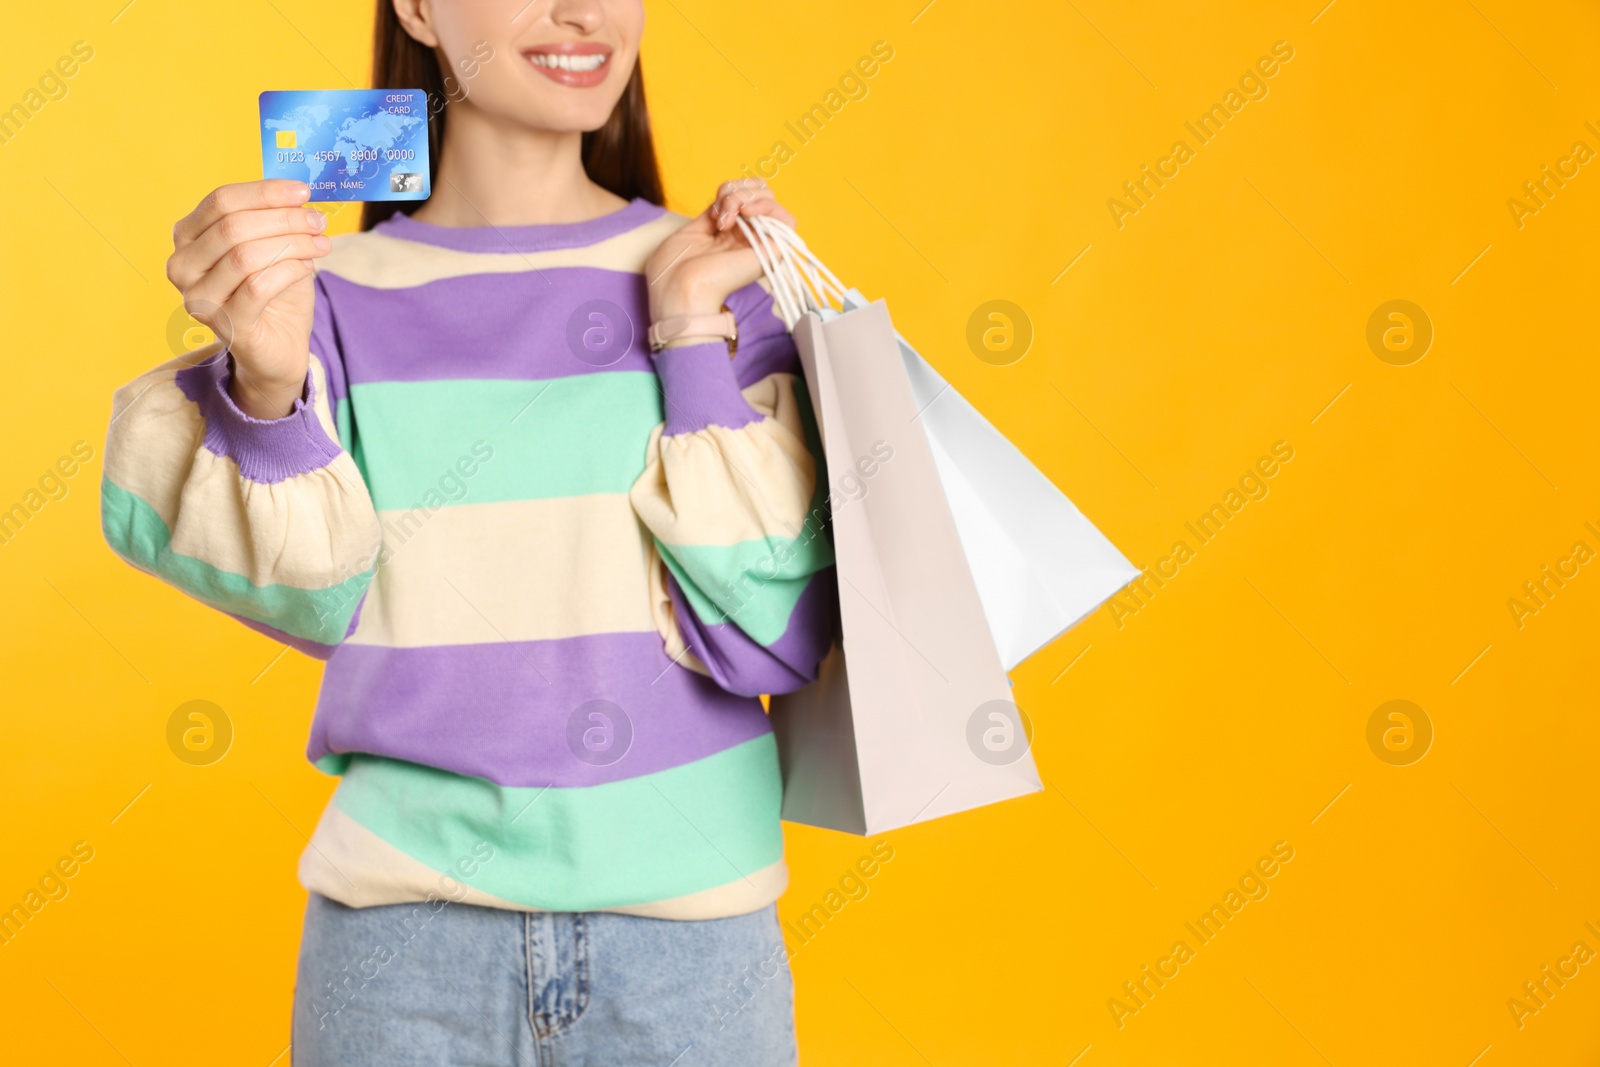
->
<box><xmin>768</xmin><ymin>302</ymin><xmax>1043</xmax><ymax>835</ymax></box>
<box><xmin>846</xmin><ymin>290</ymin><xmax>1140</xmax><ymax>671</ymax></box>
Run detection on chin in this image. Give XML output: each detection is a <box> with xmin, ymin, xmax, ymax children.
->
<box><xmin>534</xmin><ymin>102</ymin><xmax>624</xmax><ymax>133</ymax></box>
<box><xmin>488</xmin><ymin>73</ymin><xmax>629</xmax><ymax>134</ymax></box>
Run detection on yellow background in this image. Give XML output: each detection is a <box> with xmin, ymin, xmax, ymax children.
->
<box><xmin>2</xmin><ymin>1</ymin><xmax>1597</xmax><ymax>1063</ymax></box>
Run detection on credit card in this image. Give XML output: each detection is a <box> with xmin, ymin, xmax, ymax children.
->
<box><xmin>259</xmin><ymin>89</ymin><xmax>430</xmax><ymax>202</ymax></box>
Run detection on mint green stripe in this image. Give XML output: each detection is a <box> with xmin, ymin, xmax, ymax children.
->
<box><xmin>331</xmin><ymin>736</ymin><xmax>783</xmax><ymax>910</ymax></box>
<box><xmin>334</xmin><ymin>390</ymin><xmax>356</xmax><ymax>456</ymax></box>
<box><xmin>341</xmin><ymin>374</ymin><xmax>663</xmax><ymax>511</ymax></box>
<box><xmin>100</xmin><ymin>478</ymin><xmax>371</xmax><ymax>645</ymax></box>
<box><xmin>658</xmin><ymin>529</ymin><xmax>833</xmax><ymax>646</ymax></box>
<box><xmin>653</xmin><ymin>370</ymin><xmax>834</xmax><ymax>645</ymax></box>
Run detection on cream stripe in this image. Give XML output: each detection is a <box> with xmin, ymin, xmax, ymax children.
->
<box><xmin>318</xmin><ymin>210</ymin><xmax>690</xmax><ymax>289</ymax></box>
<box><xmin>630</xmin><ymin>373</ymin><xmax>820</xmax><ymax>549</ymax></box>
<box><xmin>646</xmin><ymin>538</ymin><xmax>712</xmax><ymax>679</ymax></box>
<box><xmin>106</xmin><ymin>348</ymin><xmax>340</xmax><ymax>527</ymax></box>
<box><xmin>105</xmin><ymin>349</ymin><xmax>379</xmax><ymax>589</ymax></box>
<box><xmin>349</xmin><ymin>493</ymin><xmax>657</xmax><ymax>648</ymax></box>
<box><xmin>300</xmin><ymin>803</ymin><xmax>788</xmax><ymax>919</ymax></box>
<box><xmin>104</xmin><ymin>352</ymin><xmax>213</xmax><ymax>532</ymax></box>
<box><xmin>163</xmin><ymin>450</ymin><xmax>379</xmax><ymax>588</ymax></box>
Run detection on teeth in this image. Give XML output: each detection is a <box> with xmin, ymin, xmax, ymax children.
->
<box><xmin>530</xmin><ymin>52</ymin><xmax>608</xmax><ymax>72</ymax></box>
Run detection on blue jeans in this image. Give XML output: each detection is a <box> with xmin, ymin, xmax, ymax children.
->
<box><xmin>292</xmin><ymin>893</ymin><xmax>797</xmax><ymax>1066</ymax></box>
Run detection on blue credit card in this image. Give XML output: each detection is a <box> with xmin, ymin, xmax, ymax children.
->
<box><xmin>258</xmin><ymin>89</ymin><xmax>430</xmax><ymax>202</ymax></box>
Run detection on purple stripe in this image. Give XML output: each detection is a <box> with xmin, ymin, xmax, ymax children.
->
<box><xmin>309</xmin><ymin>631</ymin><xmax>774</xmax><ymax>788</ymax></box>
<box><xmin>666</xmin><ymin>566</ymin><xmax>839</xmax><ymax>698</ymax></box>
<box><xmin>309</xmin><ymin>274</ymin><xmax>350</xmax><ymax>405</ymax></box>
<box><xmin>654</xmin><ymin>343</ymin><xmax>761</xmax><ymax>435</ymax></box>
<box><xmin>173</xmin><ymin>353</ymin><xmax>343</xmax><ymax>484</ymax></box>
<box><xmin>375</xmin><ymin>199</ymin><xmax>664</xmax><ymax>254</ymax></box>
<box><xmin>724</xmin><ymin>281</ymin><xmax>801</xmax><ymax>389</ymax></box>
<box><xmin>321</xmin><ymin>268</ymin><xmax>657</xmax><ymax>386</ymax></box>
<box><xmin>229</xmin><ymin>613</ymin><xmax>340</xmax><ymax>660</ymax></box>
<box><xmin>651</xmin><ymin>282</ymin><xmax>800</xmax><ymax>434</ymax></box>
<box><xmin>318</xmin><ymin>270</ymin><xmax>798</xmax><ymax>400</ymax></box>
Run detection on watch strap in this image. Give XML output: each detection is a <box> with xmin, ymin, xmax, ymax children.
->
<box><xmin>648</xmin><ymin>311</ymin><xmax>738</xmax><ymax>353</ymax></box>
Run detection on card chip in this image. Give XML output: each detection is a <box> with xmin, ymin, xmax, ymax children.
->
<box><xmin>275</xmin><ymin>130</ymin><xmax>297</xmax><ymax>148</ymax></box>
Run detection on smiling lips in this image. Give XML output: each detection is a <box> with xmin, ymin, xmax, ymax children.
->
<box><xmin>523</xmin><ymin>44</ymin><xmax>613</xmax><ymax>88</ymax></box>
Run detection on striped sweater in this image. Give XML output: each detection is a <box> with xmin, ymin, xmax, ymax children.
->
<box><xmin>102</xmin><ymin>199</ymin><xmax>838</xmax><ymax>919</ymax></box>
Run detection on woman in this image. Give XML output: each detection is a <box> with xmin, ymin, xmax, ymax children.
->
<box><xmin>100</xmin><ymin>1</ymin><xmax>836</xmax><ymax>1062</ymax></box>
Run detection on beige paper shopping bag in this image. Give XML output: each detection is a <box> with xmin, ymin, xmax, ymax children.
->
<box><xmin>768</xmin><ymin>301</ymin><xmax>1043</xmax><ymax>835</ymax></box>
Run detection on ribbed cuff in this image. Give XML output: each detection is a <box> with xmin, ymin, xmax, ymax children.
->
<box><xmin>653</xmin><ymin>341</ymin><xmax>762</xmax><ymax>436</ymax></box>
<box><xmin>173</xmin><ymin>353</ymin><xmax>344</xmax><ymax>484</ymax></box>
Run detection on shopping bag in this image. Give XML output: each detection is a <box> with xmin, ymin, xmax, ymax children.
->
<box><xmin>768</xmin><ymin>299</ymin><xmax>1043</xmax><ymax>835</ymax></box>
<box><xmin>865</xmin><ymin>294</ymin><xmax>1141</xmax><ymax>671</ymax></box>
<box><xmin>743</xmin><ymin>218</ymin><xmax>1138</xmax><ymax>675</ymax></box>
<box><xmin>740</xmin><ymin>217</ymin><xmax>1046</xmax><ymax>835</ymax></box>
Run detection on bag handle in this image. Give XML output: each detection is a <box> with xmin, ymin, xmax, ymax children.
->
<box><xmin>735</xmin><ymin>215</ymin><xmax>852</xmax><ymax>331</ymax></box>
<box><xmin>735</xmin><ymin>216</ymin><xmax>808</xmax><ymax>327</ymax></box>
<box><xmin>738</xmin><ymin>216</ymin><xmax>818</xmax><ymax>327</ymax></box>
<box><xmin>758</xmin><ymin>218</ymin><xmax>848</xmax><ymax>310</ymax></box>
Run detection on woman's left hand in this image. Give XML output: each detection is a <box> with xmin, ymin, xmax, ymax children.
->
<box><xmin>645</xmin><ymin>178</ymin><xmax>795</xmax><ymax>322</ymax></box>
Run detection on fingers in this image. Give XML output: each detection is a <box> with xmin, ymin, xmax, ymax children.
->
<box><xmin>167</xmin><ymin>206</ymin><xmax>328</xmax><ymax>290</ymax></box>
<box><xmin>710</xmin><ymin>179</ymin><xmax>771</xmax><ymax>227</ymax></box>
<box><xmin>217</xmin><ymin>258</ymin><xmax>315</xmax><ymax>335</ymax></box>
<box><xmin>173</xmin><ymin>180</ymin><xmax>311</xmax><ymax>248</ymax></box>
<box><xmin>731</xmin><ymin>196</ymin><xmax>797</xmax><ymax>230</ymax></box>
<box><xmin>183</xmin><ymin>233</ymin><xmax>330</xmax><ymax>313</ymax></box>
<box><xmin>708</xmin><ymin>178</ymin><xmax>794</xmax><ymax>232</ymax></box>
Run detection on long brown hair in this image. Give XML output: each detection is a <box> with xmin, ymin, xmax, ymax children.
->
<box><xmin>361</xmin><ymin>1</ymin><xmax>664</xmax><ymax>230</ymax></box>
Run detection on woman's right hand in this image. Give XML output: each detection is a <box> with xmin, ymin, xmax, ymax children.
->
<box><xmin>165</xmin><ymin>179</ymin><xmax>331</xmax><ymax>419</ymax></box>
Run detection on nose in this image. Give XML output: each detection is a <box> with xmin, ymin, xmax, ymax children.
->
<box><xmin>547</xmin><ymin>0</ymin><xmax>605</xmax><ymax>34</ymax></box>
